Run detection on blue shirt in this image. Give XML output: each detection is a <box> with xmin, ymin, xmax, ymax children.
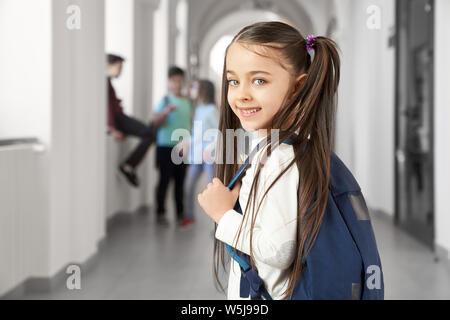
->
<box><xmin>188</xmin><ymin>103</ymin><xmax>219</xmax><ymax>164</ymax></box>
<box><xmin>154</xmin><ymin>94</ymin><xmax>192</xmax><ymax>147</ymax></box>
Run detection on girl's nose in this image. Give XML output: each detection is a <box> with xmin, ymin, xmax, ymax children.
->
<box><xmin>237</xmin><ymin>83</ymin><xmax>252</xmax><ymax>102</ymax></box>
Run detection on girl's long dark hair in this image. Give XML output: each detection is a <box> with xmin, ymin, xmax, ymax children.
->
<box><xmin>213</xmin><ymin>21</ymin><xmax>340</xmax><ymax>299</ymax></box>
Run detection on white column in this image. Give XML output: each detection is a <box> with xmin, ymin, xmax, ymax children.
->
<box><xmin>434</xmin><ymin>0</ymin><xmax>450</xmax><ymax>256</ymax></box>
<box><xmin>50</xmin><ymin>0</ymin><xmax>106</xmax><ymax>273</ymax></box>
<box><xmin>133</xmin><ymin>0</ymin><xmax>161</xmax><ymax>115</ymax></box>
<box><xmin>333</xmin><ymin>0</ymin><xmax>356</xmax><ymax>170</ymax></box>
<box><xmin>135</xmin><ymin>0</ymin><xmax>160</xmax><ymax>209</ymax></box>
<box><xmin>167</xmin><ymin>0</ymin><xmax>178</xmax><ymax>67</ymax></box>
<box><xmin>175</xmin><ymin>0</ymin><xmax>188</xmax><ymax>69</ymax></box>
<box><xmin>152</xmin><ymin>0</ymin><xmax>168</xmax><ymax>107</ymax></box>
<box><xmin>333</xmin><ymin>0</ymin><xmax>395</xmax><ymax>215</ymax></box>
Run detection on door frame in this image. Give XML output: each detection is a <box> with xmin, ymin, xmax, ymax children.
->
<box><xmin>394</xmin><ymin>0</ymin><xmax>435</xmax><ymax>249</ymax></box>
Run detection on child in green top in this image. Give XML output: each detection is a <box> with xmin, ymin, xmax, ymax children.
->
<box><xmin>154</xmin><ymin>66</ymin><xmax>193</xmax><ymax>226</ymax></box>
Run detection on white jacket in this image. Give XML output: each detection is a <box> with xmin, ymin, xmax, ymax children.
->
<box><xmin>215</xmin><ymin>134</ymin><xmax>299</xmax><ymax>300</ymax></box>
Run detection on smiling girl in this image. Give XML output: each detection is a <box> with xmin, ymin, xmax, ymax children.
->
<box><xmin>197</xmin><ymin>21</ymin><xmax>378</xmax><ymax>300</ymax></box>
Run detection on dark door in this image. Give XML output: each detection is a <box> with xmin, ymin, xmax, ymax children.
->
<box><xmin>395</xmin><ymin>0</ymin><xmax>434</xmax><ymax>249</ymax></box>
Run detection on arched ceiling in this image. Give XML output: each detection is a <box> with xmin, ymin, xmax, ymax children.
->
<box><xmin>189</xmin><ymin>0</ymin><xmax>316</xmax><ymax>49</ymax></box>
<box><xmin>186</xmin><ymin>0</ymin><xmax>335</xmax><ymax>78</ymax></box>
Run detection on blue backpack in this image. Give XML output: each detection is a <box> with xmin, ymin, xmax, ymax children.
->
<box><xmin>224</xmin><ymin>138</ymin><xmax>384</xmax><ymax>300</ymax></box>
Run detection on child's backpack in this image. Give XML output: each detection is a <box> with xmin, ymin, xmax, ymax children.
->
<box><xmin>224</xmin><ymin>137</ymin><xmax>384</xmax><ymax>300</ymax></box>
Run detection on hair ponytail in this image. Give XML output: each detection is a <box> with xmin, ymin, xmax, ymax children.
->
<box><xmin>279</xmin><ymin>35</ymin><xmax>341</xmax><ymax>298</ymax></box>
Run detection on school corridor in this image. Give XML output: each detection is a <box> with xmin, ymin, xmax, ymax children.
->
<box><xmin>1</xmin><ymin>0</ymin><xmax>450</xmax><ymax>300</ymax></box>
<box><xmin>5</xmin><ymin>188</ymin><xmax>450</xmax><ymax>300</ymax></box>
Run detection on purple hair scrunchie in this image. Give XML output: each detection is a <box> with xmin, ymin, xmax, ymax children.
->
<box><xmin>306</xmin><ymin>34</ymin><xmax>317</xmax><ymax>52</ymax></box>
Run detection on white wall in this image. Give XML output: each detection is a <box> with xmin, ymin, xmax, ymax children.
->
<box><xmin>0</xmin><ymin>0</ymin><xmax>52</xmax><ymax>145</ymax></box>
<box><xmin>1</xmin><ymin>0</ymin><xmax>110</xmax><ymax>283</ymax></box>
<box><xmin>334</xmin><ymin>0</ymin><xmax>395</xmax><ymax>216</ymax></box>
<box><xmin>105</xmin><ymin>0</ymin><xmax>135</xmax><ymax>114</ymax></box>
<box><xmin>1</xmin><ymin>0</ymin><xmax>160</xmax><ymax>295</ymax></box>
<box><xmin>434</xmin><ymin>0</ymin><xmax>450</xmax><ymax>257</ymax></box>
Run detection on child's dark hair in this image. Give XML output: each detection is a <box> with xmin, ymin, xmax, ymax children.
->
<box><xmin>168</xmin><ymin>65</ymin><xmax>185</xmax><ymax>78</ymax></box>
<box><xmin>213</xmin><ymin>21</ymin><xmax>340</xmax><ymax>299</ymax></box>
<box><xmin>107</xmin><ymin>54</ymin><xmax>125</xmax><ymax>65</ymax></box>
<box><xmin>197</xmin><ymin>79</ymin><xmax>216</xmax><ymax>105</ymax></box>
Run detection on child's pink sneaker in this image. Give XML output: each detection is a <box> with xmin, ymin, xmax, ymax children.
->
<box><xmin>179</xmin><ymin>217</ymin><xmax>194</xmax><ymax>227</ymax></box>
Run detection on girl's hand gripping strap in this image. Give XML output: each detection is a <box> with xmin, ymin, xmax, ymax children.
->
<box><xmin>224</xmin><ymin>136</ymin><xmax>270</xmax><ymax>272</ymax></box>
<box><xmin>223</xmin><ymin>135</ymin><xmax>292</xmax><ymax>271</ymax></box>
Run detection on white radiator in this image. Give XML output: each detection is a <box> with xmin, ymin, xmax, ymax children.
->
<box><xmin>0</xmin><ymin>142</ymin><xmax>48</xmax><ymax>296</ymax></box>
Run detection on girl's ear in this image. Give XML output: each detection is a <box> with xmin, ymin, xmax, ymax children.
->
<box><xmin>292</xmin><ymin>73</ymin><xmax>308</xmax><ymax>96</ymax></box>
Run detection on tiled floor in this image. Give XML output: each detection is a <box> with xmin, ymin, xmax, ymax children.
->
<box><xmin>370</xmin><ymin>211</ymin><xmax>450</xmax><ymax>299</ymax></box>
<box><xmin>9</xmin><ymin>175</ymin><xmax>450</xmax><ymax>300</ymax></box>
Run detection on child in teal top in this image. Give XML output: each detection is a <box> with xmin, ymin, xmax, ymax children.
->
<box><xmin>154</xmin><ymin>66</ymin><xmax>193</xmax><ymax>226</ymax></box>
<box><xmin>154</xmin><ymin>93</ymin><xmax>192</xmax><ymax>147</ymax></box>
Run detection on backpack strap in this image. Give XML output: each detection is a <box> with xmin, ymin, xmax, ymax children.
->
<box><xmin>163</xmin><ymin>95</ymin><xmax>169</xmax><ymax>108</ymax></box>
<box><xmin>224</xmin><ymin>135</ymin><xmax>296</xmax><ymax>300</ymax></box>
<box><xmin>224</xmin><ymin>135</ymin><xmax>271</xmax><ymax>273</ymax></box>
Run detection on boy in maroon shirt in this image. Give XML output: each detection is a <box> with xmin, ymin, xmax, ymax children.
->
<box><xmin>107</xmin><ymin>54</ymin><xmax>175</xmax><ymax>187</ymax></box>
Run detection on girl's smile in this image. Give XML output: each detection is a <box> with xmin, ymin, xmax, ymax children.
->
<box><xmin>225</xmin><ymin>42</ymin><xmax>302</xmax><ymax>134</ymax></box>
<box><xmin>237</xmin><ymin>106</ymin><xmax>262</xmax><ymax>118</ymax></box>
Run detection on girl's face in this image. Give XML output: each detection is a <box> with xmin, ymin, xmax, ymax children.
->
<box><xmin>226</xmin><ymin>42</ymin><xmax>297</xmax><ymax>134</ymax></box>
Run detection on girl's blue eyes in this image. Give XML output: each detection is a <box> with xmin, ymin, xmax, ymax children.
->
<box><xmin>227</xmin><ymin>79</ymin><xmax>266</xmax><ymax>86</ymax></box>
